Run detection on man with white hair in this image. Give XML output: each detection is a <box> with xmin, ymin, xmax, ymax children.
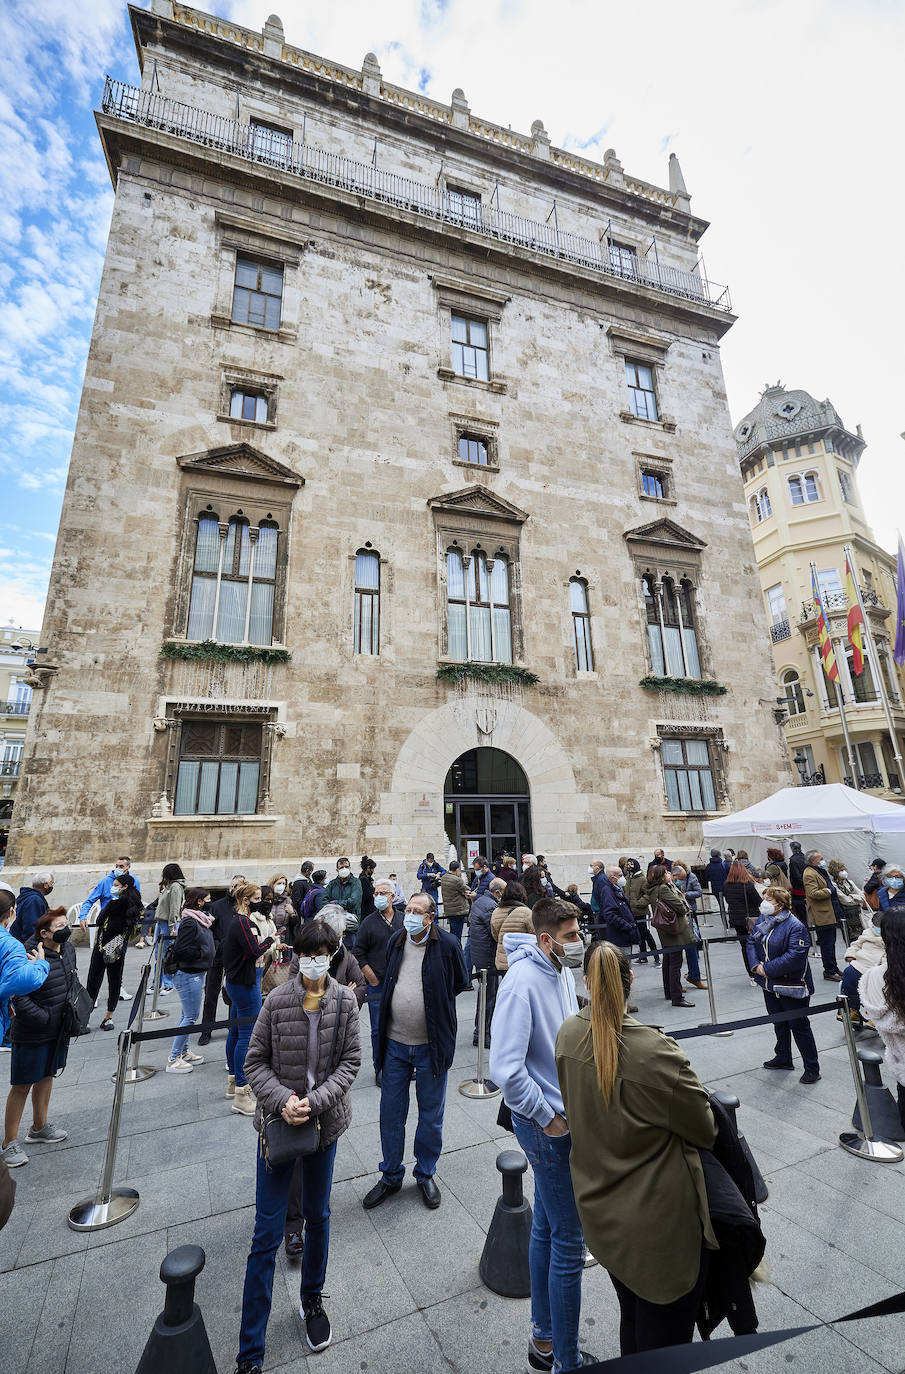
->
<box><xmin>10</xmin><ymin>870</ymin><xmax>54</xmax><ymax>945</ymax></box>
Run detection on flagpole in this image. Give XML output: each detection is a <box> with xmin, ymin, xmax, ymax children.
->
<box><xmin>811</xmin><ymin>561</ymin><xmax>859</xmax><ymax>786</ymax></box>
<box><xmin>844</xmin><ymin>543</ymin><xmax>905</xmax><ymax>783</ymax></box>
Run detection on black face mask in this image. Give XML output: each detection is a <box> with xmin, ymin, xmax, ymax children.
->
<box><xmin>251</xmin><ymin>901</ymin><xmax>272</xmax><ymax>916</ymax></box>
<box><xmin>52</xmin><ymin>927</ymin><xmax>71</xmax><ymax>945</ymax></box>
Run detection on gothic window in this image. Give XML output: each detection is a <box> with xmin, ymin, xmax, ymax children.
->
<box><xmin>838</xmin><ymin>469</ymin><xmax>854</xmax><ymax>503</ymax></box>
<box><xmin>625</xmin><ymin>359</ymin><xmax>658</xmax><ymax>421</ymax></box>
<box><xmin>643</xmin><ymin>574</ymin><xmax>701</xmax><ymax>679</ymax></box>
<box><xmin>751</xmin><ymin>487</ymin><xmax>772</xmax><ymax>521</ymax></box>
<box><xmin>788</xmin><ymin>471</ymin><xmax>820</xmax><ymax>505</ymax></box>
<box><xmin>186</xmin><ymin>514</ymin><xmax>279</xmax><ymax>645</ymax></box>
<box><xmin>451</xmin><ymin>315</ymin><xmax>489</xmax><ymax>381</ymax></box>
<box><xmin>570</xmin><ymin>578</ymin><xmax>594</xmax><ymax>672</ymax></box>
<box><xmin>661</xmin><ymin>737</ymin><xmax>717</xmax><ymax>812</ymax></box>
<box><xmin>231</xmin><ymin>255</ymin><xmax>283</xmax><ymax>331</ymax></box>
<box><xmin>446</xmin><ymin>548</ymin><xmax>512</xmax><ymax>664</ymax></box>
<box><xmin>354</xmin><ymin>550</ymin><xmax>380</xmax><ymax>655</ymax></box>
<box><xmin>174</xmin><ymin>718</ymin><xmax>263</xmax><ymax>816</ymax></box>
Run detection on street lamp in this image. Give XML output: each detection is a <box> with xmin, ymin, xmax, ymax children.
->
<box><xmin>792</xmin><ymin>752</ymin><xmax>809</xmax><ymax>785</ymax></box>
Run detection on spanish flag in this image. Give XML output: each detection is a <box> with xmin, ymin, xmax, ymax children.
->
<box><xmin>812</xmin><ymin>567</ymin><xmax>839</xmax><ymax>682</ymax></box>
<box><xmin>846</xmin><ymin>554</ymin><xmax>865</xmax><ymax>675</ymax></box>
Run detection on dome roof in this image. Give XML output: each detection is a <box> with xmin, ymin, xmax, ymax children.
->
<box><xmin>734</xmin><ymin>384</ymin><xmax>849</xmax><ymax>460</ymax></box>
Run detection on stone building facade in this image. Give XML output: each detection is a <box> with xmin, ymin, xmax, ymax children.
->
<box><xmin>737</xmin><ymin>385</ymin><xmax>905</xmax><ymax>796</ymax></box>
<box><xmin>7</xmin><ymin>1</ymin><xmax>790</xmax><ymax>897</ymax></box>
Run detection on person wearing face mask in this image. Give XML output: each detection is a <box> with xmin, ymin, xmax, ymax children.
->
<box><xmin>489</xmin><ymin>898</ymin><xmax>592</xmax><ymax>1374</ymax></box>
<box><xmin>877</xmin><ymin>866</ymin><xmax>905</xmax><ymax>912</ymax></box>
<box><xmin>164</xmin><ymin>886</ymin><xmax>216</xmax><ymax>1073</ymax></box>
<box><xmin>9</xmin><ymin>870</ymin><xmax>55</xmax><ymax>946</ymax></box>
<box><xmin>747</xmin><ymin>884</ymin><xmax>820</xmax><ymax>1083</ymax></box>
<box><xmin>353</xmin><ymin>881</ymin><xmax>405</xmax><ymax>1080</ymax></box>
<box><xmin>802</xmin><ymin>851</ymin><xmax>843</xmax><ymax>981</ymax></box>
<box><xmin>623</xmin><ymin>858</ymin><xmax>659</xmax><ymax>965</ymax></box>
<box><xmin>0</xmin><ymin>891</ymin><xmax>49</xmax><ymax>1068</ymax></box>
<box><xmin>859</xmin><ymin>910</ymin><xmax>905</xmax><ymax>1134</ymax></box>
<box><xmin>647</xmin><ymin>865</ymin><xmax>696</xmax><ymax>1009</ymax></box>
<box><xmin>469</xmin><ymin>855</ymin><xmax>492</xmax><ymax>900</ymax></box>
<box><xmin>267</xmin><ymin>874</ymin><xmax>294</xmax><ymax>939</ymax></box>
<box><xmin>839</xmin><ymin>911</ymin><xmax>885</xmax><ymax>1029</ymax></box>
<box><xmin>289</xmin><ymin>860</ymin><xmax>315</xmax><ymax>919</ymax></box>
<box><xmin>491</xmin><ymin>879</ymin><xmax>535</xmax><ymax>974</ymax></box>
<box><xmin>236</xmin><ymin>919</ymin><xmax>361</xmax><ymax>1370</ymax></box>
<box><xmin>199</xmin><ymin>874</ymin><xmax>246</xmax><ymax>1047</ymax></box>
<box><xmin>827</xmin><ymin>860</ymin><xmax>868</xmax><ymax>943</ymax></box>
<box><xmin>362</xmin><ymin>893</ymin><xmax>468</xmax><ymax>1211</ymax></box>
<box><xmin>78</xmin><ymin>857</ymin><xmax>141</xmax><ymax>943</ymax></box>
<box><xmin>222</xmin><ymin>882</ymin><xmax>288</xmax><ymax>1115</ymax></box>
<box><xmin>416</xmin><ymin>851</ymin><xmax>446</xmax><ymax>897</ymax></box>
<box><xmin>670</xmin><ymin>865</ymin><xmax>707</xmax><ymax>993</ymax></box>
<box><xmin>85</xmin><ymin>873</ymin><xmax>142</xmax><ymax>1031</ymax></box>
<box><xmin>153</xmin><ymin>863</ymin><xmax>186</xmax><ymax>994</ymax></box>
<box><xmin>323</xmin><ymin>858</ymin><xmax>363</xmax><ymax>949</ymax></box>
<box><xmin>2</xmin><ymin>907</ymin><xmax>74</xmax><ymax>1167</ymax></box>
<box><xmin>587</xmin><ymin>860</ymin><xmax>604</xmax><ymax>921</ymax></box>
<box><xmin>522</xmin><ymin>864</ymin><xmax>549</xmax><ymax>913</ymax></box>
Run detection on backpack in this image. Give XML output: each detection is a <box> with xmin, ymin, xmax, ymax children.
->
<box><xmin>300</xmin><ymin>885</ymin><xmax>324</xmax><ymax>920</ymax></box>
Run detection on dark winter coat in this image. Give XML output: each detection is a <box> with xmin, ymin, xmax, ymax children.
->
<box><xmin>244</xmin><ymin>975</ymin><xmax>361</xmax><ymax>1148</ymax></box>
<box><xmin>705</xmin><ymin>857</ymin><xmax>728</xmax><ymax>895</ymax></box>
<box><xmin>377</xmin><ymin>922</ymin><xmax>469</xmax><ymax>1076</ymax></box>
<box><xmin>353</xmin><ymin>911</ymin><xmax>404</xmax><ymax>985</ymax></box>
<box><xmin>788</xmin><ymin>850</ymin><xmax>808</xmax><ymax>895</ymax></box>
<box><xmin>746</xmin><ymin>909</ymin><xmax>814</xmax><ymax>996</ymax></box>
<box><xmin>171</xmin><ymin>916</ymin><xmax>215</xmax><ymax>975</ymax></box>
<box><xmin>417</xmin><ymin>859</ymin><xmax>446</xmax><ymax>894</ymax></box>
<box><xmin>207</xmin><ymin>893</ymin><xmax>237</xmax><ymax>946</ymax></box>
<box><xmin>10</xmin><ymin>887</ymin><xmax>49</xmax><ymax>944</ymax></box>
<box><xmin>598</xmin><ymin>879</ymin><xmax>637</xmax><ymax>948</ymax></box>
<box><xmin>95</xmin><ymin>894</ymin><xmax>141</xmax><ymax>958</ymax></box>
<box><xmin>290</xmin><ymin>874</ymin><xmax>312</xmax><ymax>916</ymax></box>
<box><xmin>724</xmin><ymin>880</ymin><xmax>761</xmax><ymax>932</ymax></box>
<box><xmin>647</xmin><ymin>881</ymin><xmax>694</xmax><ymax>949</ymax></box>
<box><xmin>222</xmin><ymin>911</ymin><xmax>275</xmax><ymax>987</ymax></box>
<box><xmin>696</xmin><ymin>1095</ymin><xmax>765</xmax><ymax>1339</ymax></box>
<box><xmin>468</xmin><ymin>891</ymin><xmax>498</xmax><ymax>970</ymax></box>
<box><xmin>625</xmin><ymin>872</ymin><xmax>651</xmax><ymax>921</ymax></box>
<box><xmin>359</xmin><ymin>871</ymin><xmax>376</xmax><ymax>918</ymax></box>
<box><xmin>470</xmin><ymin>868</ymin><xmax>493</xmax><ymax>898</ymax></box>
<box><xmin>10</xmin><ymin>938</ymin><xmax>77</xmax><ymax>1045</ymax></box>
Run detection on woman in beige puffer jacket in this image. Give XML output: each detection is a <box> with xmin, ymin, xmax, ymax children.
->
<box><xmin>490</xmin><ymin>880</ymin><xmax>534</xmax><ymax>972</ymax></box>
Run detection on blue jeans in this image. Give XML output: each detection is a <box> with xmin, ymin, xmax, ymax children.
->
<box><xmin>237</xmin><ymin>1139</ymin><xmax>337</xmax><ymax>1366</ymax></box>
<box><xmin>511</xmin><ymin>1112</ymin><xmax>584</xmax><ymax>1374</ymax></box>
<box><xmin>684</xmin><ymin>944</ymin><xmax>702</xmax><ymax>981</ymax></box>
<box><xmin>840</xmin><ymin>963</ymin><xmax>862</xmax><ymax>1009</ymax></box>
<box><xmin>225</xmin><ymin>972</ymin><xmax>262</xmax><ymax>1086</ymax></box>
<box><xmin>379</xmin><ymin>1038</ymin><xmax>447</xmax><ymax>1184</ymax></box>
<box><xmin>365</xmin><ymin>984</ymin><xmax>383</xmax><ymax>1070</ymax></box>
<box><xmin>170</xmin><ymin>970</ymin><xmax>205</xmax><ymax>1059</ymax></box>
<box><xmin>153</xmin><ymin>921</ymin><xmax>173</xmax><ymax>990</ymax></box>
<box><xmin>447</xmin><ymin>914</ymin><xmax>466</xmax><ymax>943</ymax></box>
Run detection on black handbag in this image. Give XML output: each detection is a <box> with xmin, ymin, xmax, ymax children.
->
<box><xmin>259</xmin><ymin>993</ymin><xmax>344</xmax><ymax>1169</ymax></box>
<box><xmin>60</xmin><ymin>958</ymin><xmax>92</xmax><ymax>1039</ymax></box>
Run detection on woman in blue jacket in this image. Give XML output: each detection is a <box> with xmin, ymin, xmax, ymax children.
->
<box><xmin>0</xmin><ymin>891</ymin><xmax>49</xmax><ymax>1045</ymax></box>
<box><xmin>747</xmin><ymin>885</ymin><xmax>820</xmax><ymax>1084</ymax></box>
<box><xmin>877</xmin><ymin>867</ymin><xmax>905</xmax><ymax>912</ymax></box>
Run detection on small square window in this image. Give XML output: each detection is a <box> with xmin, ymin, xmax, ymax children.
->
<box><xmin>451</xmin><ymin>315</ymin><xmax>489</xmax><ymax>381</ymax></box>
<box><xmin>229</xmin><ymin>388</ymin><xmax>269</xmax><ymax>424</ymax></box>
<box><xmin>232</xmin><ymin>254</ymin><xmax>283</xmax><ymax>331</ymax></box>
<box><xmin>458</xmin><ymin>433</ymin><xmax>490</xmax><ymax>466</ymax></box>
<box><xmin>625</xmin><ymin>359</ymin><xmax>658</xmax><ymax>421</ymax></box>
<box><xmin>641</xmin><ymin>470</ymin><xmax>665</xmax><ymax>499</ymax></box>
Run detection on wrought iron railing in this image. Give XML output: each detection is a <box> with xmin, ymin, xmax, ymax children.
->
<box><xmin>2</xmin><ymin>701</ymin><xmax>29</xmax><ymax>716</ymax></box>
<box><xmin>800</xmin><ymin>588</ymin><xmax>882</xmax><ymax>621</ymax></box>
<box><xmin>0</xmin><ymin>761</ymin><xmax>20</xmax><ymax>777</ymax></box>
<box><xmin>100</xmin><ymin>78</ymin><xmax>732</xmax><ymax>312</ymax></box>
<box><xmin>889</xmin><ymin>772</ymin><xmax>901</xmax><ymax>790</ymax></box>
<box><xmin>798</xmin><ymin>764</ymin><xmax>826</xmax><ymax>787</ymax></box>
<box><xmin>843</xmin><ymin>772</ymin><xmax>885</xmax><ymax>789</ymax></box>
<box><xmin>770</xmin><ymin>619</ymin><xmax>791</xmax><ymax>643</ymax></box>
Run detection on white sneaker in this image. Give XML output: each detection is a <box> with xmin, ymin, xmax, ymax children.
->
<box><xmin>159</xmin><ymin>986</ymin><xmax>173</xmax><ymax>996</ymax></box>
<box><xmin>183</xmin><ymin>1050</ymin><xmax>205</xmax><ymax>1064</ymax></box>
<box><xmin>119</xmin><ymin>989</ymin><xmax>131</xmax><ymax>1000</ymax></box>
<box><xmin>165</xmin><ymin>1056</ymin><xmax>193</xmax><ymax>1074</ymax></box>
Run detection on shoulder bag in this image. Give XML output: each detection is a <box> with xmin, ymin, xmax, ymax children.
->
<box><xmin>651</xmin><ymin>898</ymin><xmax>679</xmax><ymax>936</ymax></box>
<box><xmin>259</xmin><ymin>992</ymin><xmax>344</xmax><ymax>1169</ymax></box>
<box><xmin>59</xmin><ymin>953</ymin><xmax>92</xmax><ymax>1042</ymax></box>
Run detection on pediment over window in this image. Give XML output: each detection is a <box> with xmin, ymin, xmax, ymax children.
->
<box><xmin>623</xmin><ymin>518</ymin><xmax>706</xmax><ymax>553</ymax></box>
<box><xmin>177</xmin><ymin>444</ymin><xmax>304</xmax><ymax>489</ymax></box>
<box><xmin>428</xmin><ymin>486</ymin><xmax>528</xmax><ymax>525</ymax></box>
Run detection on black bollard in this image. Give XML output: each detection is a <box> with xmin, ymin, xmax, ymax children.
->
<box><xmin>134</xmin><ymin>1245</ymin><xmax>217</xmax><ymax>1374</ymax></box>
<box><xmin>711</xmin><ymin>1090</ymin><xmax>769</xmax><ymax>1204</ymax></box>
<box><xmin>480</xmin><ymin>1149</ymin><xmax>532</xmax><ymax>1299</ymax></box>
<box><xmin>852</xmin><ymin>1047</ymin><xmax>905</xmax><ymax>1142</ymax></box>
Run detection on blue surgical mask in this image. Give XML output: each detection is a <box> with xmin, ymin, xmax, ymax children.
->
<box><xmin>872</xmin><ymin>924</ymin><xmax>882</xmax><ymax>934</ymax></box>
<box><xmin>404</xmin><ymin>912</ymin><xmax>427</xmax><ymax>938</ymax></box>
<box><xmin>374</xmin><ymin>895</ymin><xmax>389</xmax><ymax>911</ymax></box>
<box><xmin>818</xmin><ymin>860</ymin><xmax>828</xmax><ymax>870</ymax></box>
<box><xmin>113</xmin><ymin>868</ymin><xmax>125</xmax><ymax>878</ymax></box>
<box><xmin>887</xmin><ymin>877</ymin><xmax>903</xmax><ymax>891</ymax></box>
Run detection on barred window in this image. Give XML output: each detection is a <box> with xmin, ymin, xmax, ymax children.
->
<box><xmin>447</xmin><ymin>549</ymin><xmax>512</xmax><ymax>664</ymax></box>
<box><xmin>451</xmin><ymin>315</ymin><xmax>489</xmax><ymax>381</ymax></box>
<box><xmin>187</xmin><ymin>515</ymin><xmax>279</xmax><ymax>645</ymax></box>
<box><xmin>625</xmin><ymin>359</ymin><xmax>658</xmax><ymax>421</ymax></box>
<box><xmin>661</xmin><ymin>737</ymin><xmax>716</xmax><ymax>812</ymax></box>
<box><xmin>570</xmin><ymin>578</ymin><xmax>594</xmax><ymax>671</ymax></box>
<box><xmin>232</xmin><ymin>255</ymin><xmax>283</xmax><ymax>331</ymax></box>
<box><xmin>354</xmin><ymin>550</ymin><xmax>380</xmax><ymax>655</ymax></box>
<box><xmin>174</xmin><ymin>718</ymin><xmax>263</xmax><ymax>816</ymax></box>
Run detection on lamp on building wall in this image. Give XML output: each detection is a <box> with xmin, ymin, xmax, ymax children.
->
<box><xmin>792</xmin><ymin>751</ymin><xmax>809</xmax><ymax>783</ymax></box>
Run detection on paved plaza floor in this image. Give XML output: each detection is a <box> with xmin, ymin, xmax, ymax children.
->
<box><xmin>2</xmin><ymin>936</ymin><xmax>905</xmax><ymax>1374</ymax></box>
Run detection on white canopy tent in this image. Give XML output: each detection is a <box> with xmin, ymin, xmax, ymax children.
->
<box><xmin>701</xmin><ymin>784</ymin><xmax>905</xmax><ymax>875</ymax></box>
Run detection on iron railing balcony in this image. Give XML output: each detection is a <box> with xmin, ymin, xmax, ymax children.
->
<box><xmin>770</xmin><ymin>618</ymin><xmax>791</xmax><ymax>643</ymax></box>
<box><xmin>99</xmin><ymin>78</ymin><xmax>732</xmax><ymax>313</ymax></box>
<box><xmin>0</xmin><ymin>761</ymin><xmax>20</xmax><ymax>777</ymax></box>
<box><xmin>800</xmin><ymin>588</ymin><xmax>882</xmax><ymax>621</ymax></box>
<box><xmin>2</xmin><ymin>701</ymin><xmax>29</xmax><ymax>716</ymax></box>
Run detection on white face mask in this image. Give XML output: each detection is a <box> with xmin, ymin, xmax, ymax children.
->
<box><xmin>759</xmin><ymin>900</ymin><xmax>775</xmax><ymax>917</ymax></box>
<box><xmin>337</xmin><ymin>868</ymin><xmax>350</xmax><ymax>879</ymax></box>
<box><xmin>617</xmin><ymin>875</ymin><xmax>627</xmax><ymax>888</ymax></box>
<box><xmin>839</xmin><ymin>871</ymin><xmax>848</xmax><ymax>879</ymax></box>
<box><xmin>274</xmin><ymin>882</ymin><xmax>286</xmax><ymax>894</ymax></box>
<box><xmin>299</xmin><ymin>954</ymin><xmax>330</xmax><ymax>980</ymax></box>
<box><xmin>553</xmin><ymin>937</ymin><xmax>585</xmax><ymax>968</ymax></box>
<box><xmin>587</xmin><ymin>866</ymin><xmax>595</xmax><ymax>877</ymax></box>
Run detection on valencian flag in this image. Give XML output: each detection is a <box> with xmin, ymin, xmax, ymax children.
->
<box><xmin>896</xmin><ymin>533</ymin><xmax>905</xmax><ymax>666</ymax></box>
<box><xmin>811</xmin><ymin>567</ymin><xmax>839</xmax><ymax>683</ymax></box>
<box><xmin>845</xmin><ymin>554</ymin><xmax>865</xmax><ymax>675</ymax></box>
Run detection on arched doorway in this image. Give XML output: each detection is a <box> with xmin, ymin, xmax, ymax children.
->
<box><xmin>444</xmin><ymin>747</ymin><xmax>532</xmax><ymax>866</ymax></box>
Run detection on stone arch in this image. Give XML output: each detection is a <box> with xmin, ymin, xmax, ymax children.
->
<box><xmin>374</xmin><ymin>698</ymin><xmax>590</xmax><ymax>856</ymax></box>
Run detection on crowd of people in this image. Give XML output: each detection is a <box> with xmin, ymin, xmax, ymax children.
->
<box><xmin>2</xmin><ymin>841</ymin><xmax>905</xmax><ymax>1372</ymax></box>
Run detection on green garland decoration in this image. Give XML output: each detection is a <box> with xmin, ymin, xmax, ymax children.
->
<box><xmin>161</xmin><ymin>640</ymin><xmax>292</xmax><ymax>665</ymax></box>
<box><xmin>437</xmin><ymin>662</ymin><xmax>540</xmax><ymax>687</ymax></box>
<box><xmin>639</xmin><ymin>675</ymin><xmax>727</xmax><ymax>696</ymax></box>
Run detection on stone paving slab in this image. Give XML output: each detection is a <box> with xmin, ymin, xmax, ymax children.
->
<box><xmin>1</xmin><ymin>940</ymin><xmax>905</xmax><ymax>1374</ymax></box>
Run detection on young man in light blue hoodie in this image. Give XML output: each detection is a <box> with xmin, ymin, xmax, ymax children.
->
<box><xmin>489</xmin><ymin>897</ymin><xmax>592</xmax><ymax>1374</ymax></box>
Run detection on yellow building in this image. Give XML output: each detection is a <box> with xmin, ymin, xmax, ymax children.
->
<box><xmin>736</xmin><ymin>385</ymin><xmax>905</xmax><ymax>795</ymax></box>
<box><xmin>0</xmin><ymin>627</ymin><xmax>39</xmax><ymax>858</ymax></box>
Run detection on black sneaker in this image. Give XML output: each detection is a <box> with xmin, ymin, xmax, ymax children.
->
<box><xmin>800</xmin><ymin>1070</ymin><xmax>821</xmax><ymax>1084</ymax></box>
<box><xmin>235</xmin><ymin>1362</ymin><xmax>262</xmax><ymax>1374</ymax></box>
<box><xmin>762</xmin><ymin>1057</ymin><xmax>794</xmax><ymax>1070</ymax></box>
<box><xmin>301</xmin><ymin>1293</ymin><xmax>331</xmax><ymax>1352</ymax></box>
<box><xmin>198</xmin><ymin>1031</ymin><xmax>212</xmax><ymax>1047</ymax></box>
<box><xmin>528</xmin><ymin>1337</ymin><xmax>553</xmax><ymax>1371</ymax></box>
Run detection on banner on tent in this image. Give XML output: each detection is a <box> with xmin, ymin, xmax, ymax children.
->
<box><xmin>751</xmin><ymin>820</ymin><xmax>804</xmax><ymax>834</ymax></box>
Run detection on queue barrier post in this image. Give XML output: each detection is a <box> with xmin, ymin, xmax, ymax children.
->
<box><xmin>838</xmin><ymin>996</ymin><xmax>904</xmax><ymax>1163</ymax></box>
<box><xmin>711</xmin><ymin>1090</ymin><xmax>769</xmax><ymax>1204</ymax></box>
<box><xmin>700</xmin><ymin>939</ymin><xmax>733</xmax><ymax>1037</ymax></box>
<box><xmin>144</xmin><ymin>930</ymin><xmax>170</xmax><ymax>1021</ymax></box>
<box><xmin>118</xmin><ymin>961</ymin><xmax>156</xmax><ymax>1084</ymax></box>
<box><xmin>459</xmin><ymin>969</ymin><xmax>500</xmax><ymax>1100</ymax></box>
<box><xmin>69</xmin><ymin>1029</ymin><xmax>140</xmax><ymax>1230</ymax></box>
<box><xmin>134</xmin><ymin>1245</ymin><xmax>217</xmax><ymax>1374</ymax></box>
<box><xmin>480</xmin><ymin>1150</ymin><xmax>532</xmax><ymax>1298</ymax></box>
<box><xmin>852</xmin><ymin>1044</ymin><xmax>905</xmax><ymax>1143</ymax></box>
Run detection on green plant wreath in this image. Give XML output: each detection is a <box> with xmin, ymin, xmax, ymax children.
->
<box><xmin>161</xmin><ymin>640</ymin><xmax>292</xmax><ymax>665</ymax></box>
<box><xmin>437</xmin><ymin>662</ymin><xmax>539</xmax><ymax>687</ymax></box>
<box><xmin>639</xmin><ymin>675</ymin><xmax>727</xmax><ymax>696</ymax></box>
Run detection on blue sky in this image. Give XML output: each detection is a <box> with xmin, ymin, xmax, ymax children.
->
<box><xmin>2</xmin><ymin>0</ymin><xmax>903</xmax><ymax>631</ymax></box>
